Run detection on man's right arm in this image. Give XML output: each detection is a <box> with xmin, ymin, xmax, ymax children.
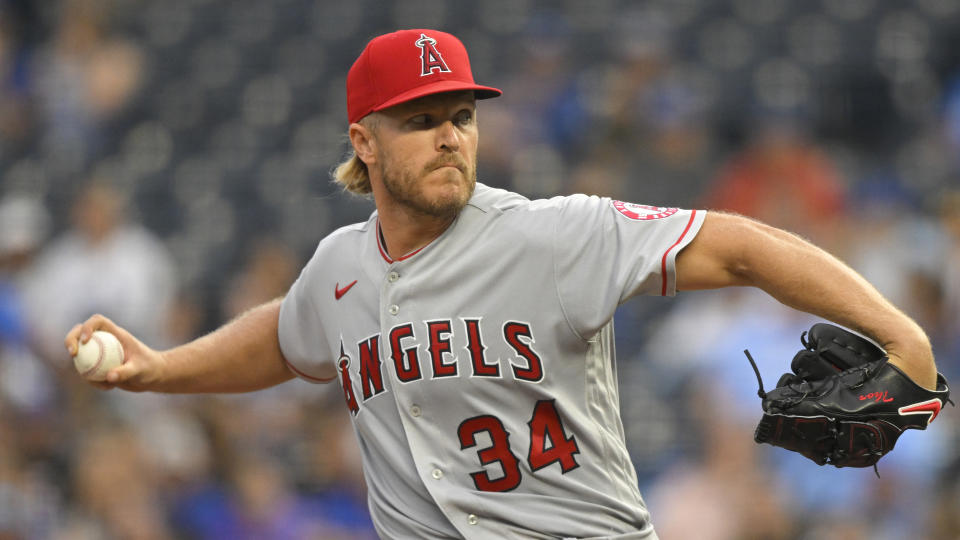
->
<box><xmin>675</xmin><ymin>212</ymin><xmax>936</xmax><ymax>389</ymax></box>
<box><xmin>65</xmin><ymin>298</ymin><xmax>298</xmax><ymax>393</ymax></box>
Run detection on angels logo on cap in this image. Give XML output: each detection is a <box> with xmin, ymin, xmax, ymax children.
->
<box><xmin>416</xmin><ymin>33</ymin><xmax>452</xmax><ymax>76</ymax></box>
<box><xmin>612</xmin><ymin>200</ymin><xmax>679</xmax><ymax>221</ymax></box>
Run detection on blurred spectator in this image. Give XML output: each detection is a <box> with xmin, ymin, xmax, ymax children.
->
<box><xmin>221</xmin><ymin>237</ymin><xmax>300</xmax><ymax>321</ymax></box>
<box><xmin>567</xmin><ymin>152</ymin><xmax>632</xmax><ymax>201</ymax></box>
<box><xmin>56</xmin><ymin>425</ymin><xmax>173</xmax><ymax>539</ymax></box>
<box><xmin>505</xmin><ymin>14</ymin><xmax>584</xmax><ymax>152</ymax></box>
<box><xmin>297</xmin><ymin>398</ymin><xmax>377</xmax><ymax>539</ymax></box>
<box><xmin>172</xmin><ymin>448</ymin><xmax>318</xmax><ymax>540</ymax></box>
<box><xmin>168</xmin><ymin>391</ymin><xmax>377</xmax><ymax>539</ymax></box>
<box><xmin>33</xmin><ymin>0</ymin><xmax>144</xmax><ymax>168</ymax></box>
<box><xmin>161</xmin><ymin>290</ymin><xmax>208</xmax><ymax>348</ymax></box>
<box><xmin>0</xmin><ymin>406</ymin><xmax>60</xmax><ymax>539</ymax></box>
<box><xmin>929</xmin><ymin>469</ymin><xmax>960</xmax><ymax>540</ymax></box>
<box><xmin>646</xmin><ymin>381</ymin><xmax>795</xmax><ymax>540</ymax></box>
<box><xmin>943</xmin><ymin>73</ymin><xmax>960</xmax><ymax>161</ymax></box>
<box><xmin>0</xmin><ymin>193</ymin><xmax>49</xmax><ymax>262</ymax></box>
<box><xmin>939</xmin><ymin>190</ymin><xmax>960</xmax><ymax>373</ymax></box>
<box><xmin>571</xmin><ymin>11</ymin><xmax>721</xmax><ymax>206</ymax></box>
<box><xmin>701</xmin><ymin>118</ymin><xmax>847</xmax><ymax>245</ymax></box>
<box><xmin>0</xmin><ymin>193</ymin><xmax>53</xmax><ymax>413</ymax></box>
<box><xmin>22</xmin><ymin>178</ymin><xmax>177</xmax><ymax>361</ymax></box>
<box><xmin>0</xmin><ymin>2</ymin><xmax>39</xmax><ymax>154</ymax></box>
<box><xmin>484</xmin><ymin>14</ymin><xmax>590</xmax><ymax>197</ymax></box>
<box><xmin>842</xmin><ymin>179</ymin><xmax>953</xmax><ymax>365</ymax></box>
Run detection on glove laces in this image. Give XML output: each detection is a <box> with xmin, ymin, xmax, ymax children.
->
<box><xmin>744</xmin><ymin>349</ymin><xmax>766</xmax><ymax>399</ymax></box>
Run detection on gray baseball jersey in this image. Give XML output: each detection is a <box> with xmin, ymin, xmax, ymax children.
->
<box><xmin>279</xmin><ymin>183</ymin><xmax>705</xmax><ymax>539</ymax></box>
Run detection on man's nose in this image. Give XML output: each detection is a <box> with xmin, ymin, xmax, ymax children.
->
<box><xmin>435</xmin><ymin>120</ymin><xmax>461</xmax><ymax>152</ymax></box>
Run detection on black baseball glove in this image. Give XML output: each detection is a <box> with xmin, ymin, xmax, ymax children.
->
<box><xmin>747</xmin><ymin>323</ymin><xmax>951</xmax><ymax>469</ymax></box>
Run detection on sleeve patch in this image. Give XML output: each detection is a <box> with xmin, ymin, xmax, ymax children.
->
<box><xmin>611</xmin><ymin>200</ymin><xmax>679</xmax><ymax>221</ymax></box>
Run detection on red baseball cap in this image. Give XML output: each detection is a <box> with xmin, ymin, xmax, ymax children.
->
<box><xmin>347</xmin><ymin>29</ymin><xmax>502</xmax><ymax>123</ymax></box>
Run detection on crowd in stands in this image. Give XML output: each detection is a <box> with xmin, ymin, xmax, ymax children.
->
<box><xmin>2</xmin><ymin>0</ymin><xmax>960</xmax><ymax>538</ymax></box>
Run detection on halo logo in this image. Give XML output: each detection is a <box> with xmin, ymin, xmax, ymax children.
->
<box><xmin>612</xmin><ymin>201</ymin><xmax>679</xmax><ymax>221</ymax></box>
<box><xmin>416</xmin><ymin>33</ymin><xmax>452</xmax><ymax>76</ymax></box>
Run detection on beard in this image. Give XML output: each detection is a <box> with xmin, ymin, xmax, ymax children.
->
<box><xmin>377</xmin><ymin>153</ymin><xmax>477</xmax><ymax>219</ymax></box>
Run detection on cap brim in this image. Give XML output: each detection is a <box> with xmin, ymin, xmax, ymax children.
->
<box><xmin>371</xmin><ymin>80</ymin><xmax>502</xmax><ymax>114</ymax></box>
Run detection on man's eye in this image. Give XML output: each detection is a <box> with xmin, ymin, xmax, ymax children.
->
<box><xmin>455</xmin><ymin>111</ymin><xmax>474</xmax><ymax>125</ymax></box>
<box><xmin>410</xmin><ymin>114</ymin><xmax>430</xmax><ymax>126</ymax></box>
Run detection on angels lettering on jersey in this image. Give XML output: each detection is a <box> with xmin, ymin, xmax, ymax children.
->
<box><xmin>337</xmin><ymin>318</ymin><xmax>543</xmax><ymax>415</ymax></box>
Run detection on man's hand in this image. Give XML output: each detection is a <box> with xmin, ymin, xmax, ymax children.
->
<box><xmin>67</xmin><ymin>300</ymin><xmax>293</xmax><ymax>394</ymax></box>
<box><xmin>65</xmin><ymin>314</ymin><xmax>166</xmax><ymax>392</ymax></box>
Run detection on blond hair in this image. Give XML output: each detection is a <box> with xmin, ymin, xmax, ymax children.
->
<box><xmin>331</xmin><ymin>115</ymin><xmax>379</xmax><ymax>195</ymax></box>
<box><xmin>332</xmin><ymin>151</ymin><xmax>371</xmax><ymax>195</ymax></box>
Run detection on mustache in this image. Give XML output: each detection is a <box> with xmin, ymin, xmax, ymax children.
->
<box><xmin>426</xmin><ymin>155</ymin><xmax>468</xmax><ymax>172</ymax></box>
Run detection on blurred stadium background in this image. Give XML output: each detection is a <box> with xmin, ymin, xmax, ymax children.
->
<box><xmin>1</xmin><ymin>0</ymin><xmax>959</xmax><ymax>538</ymax></box>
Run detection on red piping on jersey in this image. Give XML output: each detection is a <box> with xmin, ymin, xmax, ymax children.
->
<box><xmin>376</xmin><ymin>219</ymin><xmax>430</xmax><ymax>263</ymax></box>
<box><xmin>284</xmin><ymin>358</ymin><xmax>336</xmax><ymax>383</ymax></box>
<box><xmin>660</xmin><ymin>210</ymin><xmax>698</xmax><ymax>296</ymax></box>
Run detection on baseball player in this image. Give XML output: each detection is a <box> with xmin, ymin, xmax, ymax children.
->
<box><xmin>66</xmin><ymin>29</ymin><xmax>940</xmax><ymax>539</ymax></box>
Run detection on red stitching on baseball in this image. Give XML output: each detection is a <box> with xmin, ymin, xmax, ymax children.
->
<box><xmin>81</xmin><ymin>333</ymin><xmax>105</xmax><ymax>378</ymax></box>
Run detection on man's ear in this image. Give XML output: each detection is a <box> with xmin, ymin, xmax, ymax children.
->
<box><xmin>349</xmin><ymin>122</ymin><xmax>377</xmax><ymax>166</ymax></box>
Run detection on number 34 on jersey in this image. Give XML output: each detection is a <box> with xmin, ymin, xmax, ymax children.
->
<box><xmin>336</xmin><ymin>318</ymin><xmax>581</xmax><ymax>492</ymax></box>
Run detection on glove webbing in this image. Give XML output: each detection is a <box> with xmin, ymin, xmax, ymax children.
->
<box><xmin>745</xmin><ymin>348</ymin><xmax>883</xmax><ymax>477</ymax></box>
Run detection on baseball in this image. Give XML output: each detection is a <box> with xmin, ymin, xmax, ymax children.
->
<box><xmin>74</xmin><ymin>330</ymin><xmax>125</xmax><ymax>381</ymax></box>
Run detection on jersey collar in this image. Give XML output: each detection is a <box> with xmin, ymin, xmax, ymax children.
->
<box><xmin>376</xmin><ymin>219</ymin><xmax>431</xmax><ymax>264</ymax></box>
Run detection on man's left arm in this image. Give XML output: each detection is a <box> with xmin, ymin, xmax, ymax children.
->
<box><xmin>675</xmin><ymin>211</ymin><xmax>937</xmax><ymax>390</ymax></box>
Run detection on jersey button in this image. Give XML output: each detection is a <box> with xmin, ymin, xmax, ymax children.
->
<box><xmin>388</xmin><ymin>271</ymin><xmax>399</xmax><ymax>282</ymax></box>
<box><xmin>467</xmin><ymin>514</ymin><xmax>479</xmax><ymax>526</ymax></box>
<box><xmin>388</xmin><ymin>304</ymin><xmax>399</xmax><ymax>315</ymax></box>
<box><xmin>431</xmin><ymin>468</ymin><xmax>443</xmax><ymax>479</ymax></box>
<box><xmin>410</xmin><ymin>405</ymin><xmax>421</xmax><ymax>417</ymax></box>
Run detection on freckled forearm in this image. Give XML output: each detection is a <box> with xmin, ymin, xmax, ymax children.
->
<box><xmin>735</xmin><ymin>222</ymin><xmax>936</xmax><ymax>389</ymax></box>
<box><xmin>156</xmin><ymin>299</ymin><xmax>295</xmax><ymax>393</ymax></box>
<box><xmin>679</xmin><ymin>213</ymin><xmax>937</xmax><ymax>389</ymax></box>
